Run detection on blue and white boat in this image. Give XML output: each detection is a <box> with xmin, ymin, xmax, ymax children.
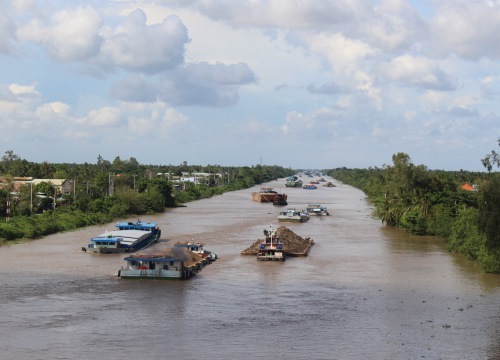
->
<box><xmin>85</xmin><ymin>220</ymin><xmax>161</xmax><ymax>254</ymax></box>
<box><xmin>302</xmin><ymin>183</ymin><xmax>317</xmax><ymax>190</ymax></box>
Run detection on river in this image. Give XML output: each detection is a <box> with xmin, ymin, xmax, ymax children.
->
<box><xmin>1</xmin><ymin>177</ymin><xmax>499</xmax><ymax>360</ymax></box>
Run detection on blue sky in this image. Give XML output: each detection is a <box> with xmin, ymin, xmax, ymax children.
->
<box><xmin>1</xmin><ymin>0</ymin><xmax>499</xmax><ymax>171</ymax></box>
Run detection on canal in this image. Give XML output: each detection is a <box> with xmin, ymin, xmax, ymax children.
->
<box><xmin>0</xmin><ymin>177</ymin><xmax>499</xmax><ymax>359</ymax></box>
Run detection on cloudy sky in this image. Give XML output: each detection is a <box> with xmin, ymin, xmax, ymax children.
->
<box><xmin>1</xmin><ymin>0</ymin><xmax>499</xmax><ymax>171</ymax></box>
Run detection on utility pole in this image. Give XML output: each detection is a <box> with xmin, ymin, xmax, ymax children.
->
<box><xmin>30</xmin><ymin>181</ymin><xmax>33</xmax><ymax>213</ymax></box>
<box><xmin>6</xmin><ymin>196</ymin><xmax>10</xmax><ymax>222</ymax></box>
<box><xmin>132</xmin><ymin>174</ymin><xmax>137</xmax><ymax>191</ymax></box>
<box><xmin>109</xmin><ymin>172</ymin><xmax>115</xmax><ymax>196</ymax></box>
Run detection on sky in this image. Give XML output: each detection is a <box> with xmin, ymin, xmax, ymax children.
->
<box><xmin>1</xmin><ymin>0</ymin><xmax>500</xmax><ymax>171</ymax></box>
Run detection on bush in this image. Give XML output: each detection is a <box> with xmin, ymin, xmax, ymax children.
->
<box><xmin>400</xmin><ymin>210</ymin><xmax>428</xmax><ymax>235</ymax></box>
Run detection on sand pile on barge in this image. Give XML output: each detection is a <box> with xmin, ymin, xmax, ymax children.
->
<box><xmin>240</xmin><ymin>226</ymin><xmax>314</xmax><ymax>257</ymax></box>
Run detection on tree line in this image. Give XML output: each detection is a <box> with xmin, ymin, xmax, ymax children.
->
<box><xmin>0</xmin><ymin>151</ymin><xmax>295</xmax><ymax>242</ymax></box>
<box><xmin>327</xmin><ymin>139</ymin><xmax>500</xmax><ymax>273</ymax></box>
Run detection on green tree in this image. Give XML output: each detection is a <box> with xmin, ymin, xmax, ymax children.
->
<box><xmin>479</xmin><ymin>138</ymin><xmax>500</xmax><ymax>248</ymax></box>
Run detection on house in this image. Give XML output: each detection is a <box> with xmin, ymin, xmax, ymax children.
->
<box><xmin>0</xmin><ymin>178</ymin><xmax>73</xmax><ymax>195</ymax></box>
<box><xmin>31</xmin><ymin>179</ymin><xmax>73</xmax><ymax>195</ymax></box>
<box><xmin>460</xmin><ymin>183</ymin><xmax>477</xmax><ymax>192</ymax></box>
<box><xmin>0</xmin><ymin>177</ymin><xmax>33</xmax><ymax>192</ymax></box>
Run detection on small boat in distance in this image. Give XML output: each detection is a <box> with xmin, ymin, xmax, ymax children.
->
<box><xmin>306</xmin><ymin>204</ymin><xmax>330</xmax><ymax>216</ymax></box>
<box><xmin>285</xmin><ymin>176</ymin><xmax>303</xmax><ymax>188</ymax></box>
<box><xmin>303</xmin><ymin>183</ymin><xmax>317</xmax><ymax>190</ymax></box>
<box><xmin>257</xmin><ymin>226</ymin><xmax>285</xmax><ymax>261</ymax></box>
<box><xmin>278</xmin><ymin>208</ymin><xmax>310</xmax><ymax>223</ymax></box>
<box><xmin>85</xmin><ymin>220</ymin><xmax>161</xmax><ymax>254</ymax></box>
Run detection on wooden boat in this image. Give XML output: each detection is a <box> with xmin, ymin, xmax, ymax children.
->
<box><xmin>252</xmin><ymin>187</ymin><xmax>279</xmax><ymax>202</ymax></box>
<box><xmin>84</xmin><ymin>220</ymin><xmax>161</xmax><ymax>254</ymax></box>
<box><xmin>118</xmin><ymin>248</ymin><xmax>206</xmax><ymax>280</ymax></box>
<box><xmin>306</xmin><ymin>204</ymin><xmax>330</xmax><ymax>216</ymax></box>
<box><xmin>278</xmin><ymin>208</ymin><xmax>309</xmax><ymax>222</ymax></box>
<box><xmin>257</xmin><ymin>226</ymin><xmax>285</xmax><ymax>261</ymax></box>
<box><xmin>273</xmin><ymin>193</ymin><xmax>288</xmax><ymax>206</ymax></box>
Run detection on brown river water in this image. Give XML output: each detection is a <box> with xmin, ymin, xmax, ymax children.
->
<box><xmin>1</xmin><ymin>177</ymin><xmax>500</xmax><ymax>360</ymax></box>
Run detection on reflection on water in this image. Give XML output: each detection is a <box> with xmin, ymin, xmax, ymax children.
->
<box><xmin>1</xmin><ymin>178</ymin><xmax>500</xmax><ymax>360</ymax></box>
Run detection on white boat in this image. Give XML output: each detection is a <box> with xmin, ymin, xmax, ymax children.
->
<box><xmin>118</xmin><ymin>247</ymin><xmax>207</xmax><ymax>280</ymax></box>
<box><xmin>306</xmin><ymin>204</ymin><xmax>330</xmax><ymax>216</ymax></box>
<box><xmin>257</xmin><ymin>226</ymin><xmax>285</xmax><ymax>261</ymax></box>
<box><xmin>277</xmin><ymin>208</ymin><xmax>309</xmax><ymax>223</ymax></box>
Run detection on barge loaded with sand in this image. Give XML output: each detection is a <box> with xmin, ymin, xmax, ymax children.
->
<box><xmin>241</xmin><ymin>225</ymin><xmax>314</xmax><ymax>258</ymax></box>
<box><xmin>118</xmin><ymin>243</ymin><xmax>216</xmax><ymax>280</ymax></box>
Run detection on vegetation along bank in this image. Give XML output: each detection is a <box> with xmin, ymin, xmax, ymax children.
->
<box><xmin>0</xmin><ymin>150</ymin><xmax>294</xmax><ymax>243</ymax></box>
<box><xmin>327</xmin><ymin>138</ymin><xmax>500</xmax><ymax>273</ymax></box>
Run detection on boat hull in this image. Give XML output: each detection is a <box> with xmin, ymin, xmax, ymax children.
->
<box><xmin>87</xmin><ymin>236</ymin><xmax>159</xmax><ymax>254</ymax></box>
<box><xmin>252</xmin><ymin>193</ymin><xmax>278</xmax><ymax>202</ymax></box>
<box><xmin>277</xmin><ymin>216</ymin><xmax>307</xmax><ymax>222</ymax></box>
<box><xmin>257</xmin><ymin>254</ymin><xmax>285</xmax><ymax>261</ymax></box>
<box><xmin>118</xmin><ymin>268</ymin><xmax>193</xmax><ymax>280</ymax></box>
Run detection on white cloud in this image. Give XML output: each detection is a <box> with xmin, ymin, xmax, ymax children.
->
<box><xmin>87</xmin><ymin>107</ymin><xmax>122</xmax><ymax>127</ymax></box>
<box><xmin>380</xmin><ymin>55</ymin><xmax>457</xmax><ymax>91</ymax></box>
<box><xmin>98</xmin><ymin>9</ymin><xmax>189</xmax><ymax>73</ymax></box>
<box><xmin>430</xmin><ymin>1</ymin><xmax>500</xmax><ymax>60</ymax></box>
<box><xmin>0</xmin><ymin>2</ymin><xmax>16</xmax><ymax>54</ymax></box>
<box><xmin>363</xmin><ymin>0</ymin><xmax>426</xmax><ymax>51</ymax></box>
<box><xmin>17</xmin><ymin>5</ymin><xmax>102</xmax><ymax>62</ymax></box>
<box><xmin>8</xmin><ymin>83</ymin><xmax>40</xmax><ymax>97</ymax></box>
<box><xmin>36</xmin><ymin>102</ymin><xmax>70</xmax><ymax>120</ymax></box>
<box><xmin>193</xmin><ymin>0</ymin><xmax>362</xmax><ymax>29</ymax></box>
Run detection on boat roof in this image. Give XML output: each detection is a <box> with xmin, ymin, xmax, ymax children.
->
<box><xmin>115</xmin><ymin>221</ymin><xmax>158</xmax><ymax>230</ymax></box>
<box><xmin>123</xmin><ymin>255</ymin><xmax>181</xmax><ymax>263</ymax></box>
<box><xmin>91</xmin><ymin>230</ymin><xmax>150</xmax><ymax>243</ymax></box>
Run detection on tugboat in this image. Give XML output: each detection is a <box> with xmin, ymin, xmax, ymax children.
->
<box><xmin>257</xmin><ymin>226</ymin><xmax>285</xmax><ymax>261</ymax></box>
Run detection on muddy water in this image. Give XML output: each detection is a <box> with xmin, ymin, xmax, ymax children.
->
<box><xmin>1</xmin><ymin>178</ymin><xmax>500</xmax><ymax>360</ymax></box>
